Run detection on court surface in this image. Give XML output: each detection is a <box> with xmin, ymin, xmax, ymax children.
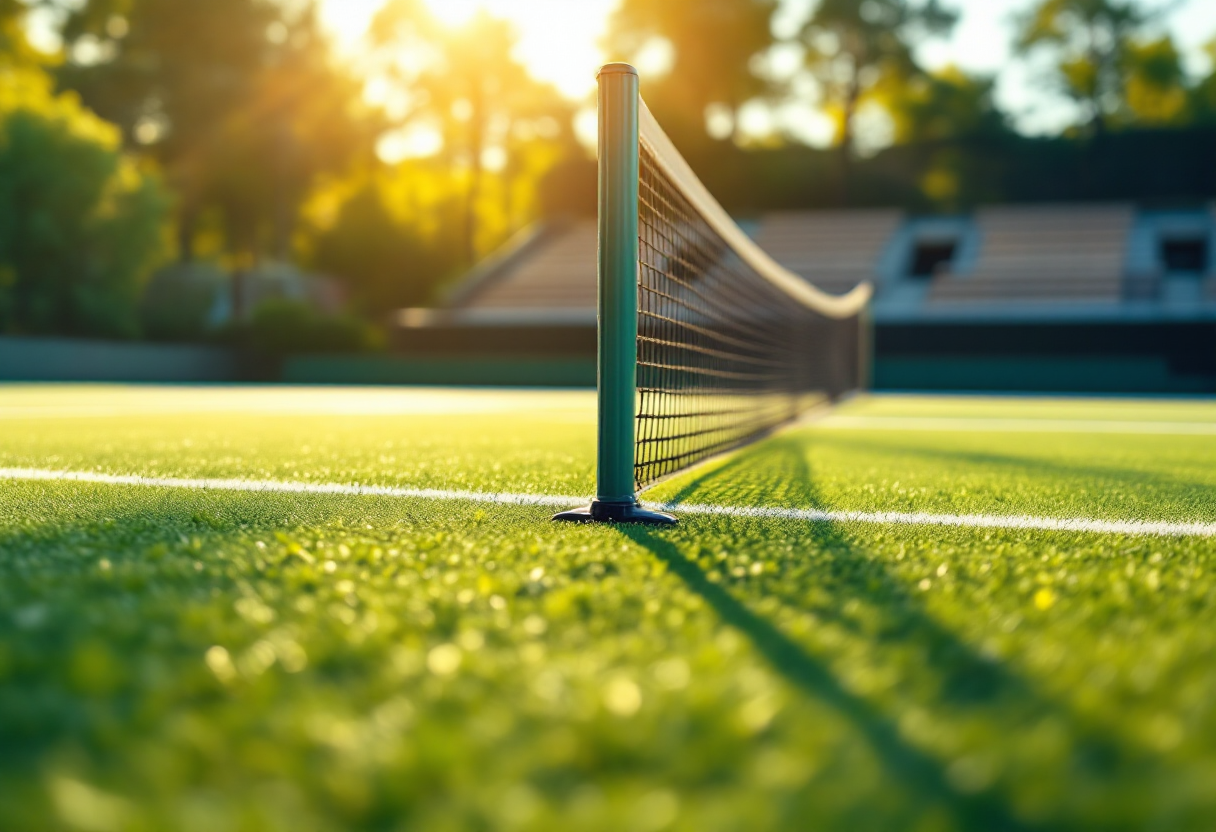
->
<box><xmin>2</xmin><ymin>385</ymin><xmax>1216</xmax><ymax>831</ymax></box>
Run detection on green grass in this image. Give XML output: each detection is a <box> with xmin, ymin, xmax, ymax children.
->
<box><xmin>2</xmin><ymin>385</ymin><xmax>1216</xmax><ymax>832</ymax></box>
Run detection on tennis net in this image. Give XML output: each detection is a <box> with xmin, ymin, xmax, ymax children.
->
<box><xmin>554</xmin><ymin>63</ymin><xmax>872</xmax><ymax>525</ymax></box>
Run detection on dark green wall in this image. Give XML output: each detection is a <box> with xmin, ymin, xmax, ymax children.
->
<box><xmin>283</xmin><ymin>356</ymin><xmax>596</xmax><ymax>387</ymax></box>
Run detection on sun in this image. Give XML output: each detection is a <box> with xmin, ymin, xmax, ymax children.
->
<box><xmin>319</xmin><ymin>0</ymin><xmax>386</xmax><ymax>48</ymax></box>
<box><xmin>420</xmin><ymin>0</ymin><xmax>619</xmax><ymax>99</ymax></box>
<box><xmin>422</xmin><ymin>0</ymin><xmax>481</xmax><ymax>27</ymax></box>
<box><xmin>321</xmin><ymin>0</ymin><xmax>618</xmax><ymax>100</ymax></box>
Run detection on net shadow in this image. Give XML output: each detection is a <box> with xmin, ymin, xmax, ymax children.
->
<box><xmin>618</xmin><ymin>522</ymin><xmax>1036</xmax><ymax>831</ymax></box>
<box><xmin>620</xmin><ymin>434</ymin><xmax>1173</xmax><ymax>830</ymax></box>
<box><xmin>821</xmin><ymin>433</ymin><xmax>1216</xmax><ymax>510</ymax></box>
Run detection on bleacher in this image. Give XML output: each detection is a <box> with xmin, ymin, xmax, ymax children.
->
<box><xmin>393</xmin><ymin>202</ymin><xmax>1215</xmax><ymax>393</ymax></box>
<box><xmin>927</xmin><ymin>204</ymin><xmax>1134</xmax><ymax>303</ymax></box>
<box><xmin>447</xmin><ymin>211</ymin><xmax>893</xmax><ymax>318</ymax></box>
<box><xmin>431</xmin><ymin>202</ymin><xmax>1216</xmax><ymax>318</ymax></box>
<box><xmin>749</xmin><ymin>210</ymin><xmax>902</xmax><ymax>294</ymax></box>
<box><xmin>455</xmin><ymin>221</ymin><xmax>598</xmax><ymax>312</ymax></box>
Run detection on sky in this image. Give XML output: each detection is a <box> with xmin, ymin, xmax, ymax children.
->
<box><xmin>321</xmin><ymin>0</ymin><xmax>1216</xmax><ymax>149</ymax></box>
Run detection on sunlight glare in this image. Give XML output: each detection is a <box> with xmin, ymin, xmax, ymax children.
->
<box><xmin>322</xmin><ymin>0</ymin><xmax>616</xmax><ymax>101</ymax></box>
<box><xmin>377</xmin><ymin>125</ymin><xmax>444</xmax><ymax>165</ymax></box>
<box><xmin>423</xmin><ymin>0</ymin><xmax>617</xmax><ymax>100</ymax></box>
<box><xmin>425</xmin><ymin>0</ymin><xmax>480</xmax><ymax>27</ymax></box>
<box><xmin>321</xmin><ymin>0</ymin><xmax>385</xmax><ymax>47</ymax></box>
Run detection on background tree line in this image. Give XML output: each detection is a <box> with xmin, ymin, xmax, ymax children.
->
<box><xmin>0</xmin><ymin>0</ymin><xmax>1212</xmax><ymax>343</ymax></box>
<box><xmin>602</xmin><ymin>0</ymin><xmax>1216</xmax><ymax>208</ymax></box>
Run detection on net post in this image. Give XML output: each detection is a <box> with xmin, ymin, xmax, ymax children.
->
<box><xmin>594</xmin><ymin>63</ymin><xmax>640</xmax><ymax>505</ymax></box>
<box><xmin>554</xmin><ymin>63</ymin><xmax>675</xmax><ymax>525</ymax></box>
<box><xmin>858</xmin><ymin>303</ymin><xmax>874</xmax><ymax>391</ymax></box>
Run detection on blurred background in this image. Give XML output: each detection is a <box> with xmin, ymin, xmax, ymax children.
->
<box><xmin>0</xmin><ymin>0</ymin><xmax>1213</xmax><ymax>392</ymax></box>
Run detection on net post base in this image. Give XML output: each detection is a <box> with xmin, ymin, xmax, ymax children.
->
<box><xmin>552</xmin><ymin>500</ymin><xmax>677</xmax><ymax>526</ymax></box>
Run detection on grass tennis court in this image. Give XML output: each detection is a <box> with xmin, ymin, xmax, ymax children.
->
<box><xmin>2</xmin><ymin>385</ymin><xmax>1216</xmax><ymax>831</ymax></box>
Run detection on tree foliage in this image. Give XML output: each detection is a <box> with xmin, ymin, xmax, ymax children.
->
<box><xmin>238</xmin><ymin>297</ymin><xmax>383</xmax><ymax>355</ymax></box>
<box><xmin>371</xmin><ymin>2</ymin><xmax>577</xmax><ymax>264</ymax></box>
<box><xmin>0</xmin><ymin>67</ymin><xmax>167</xmax><ymax>337</ymax></box>
<box><xmin>1015</xmin><ymin>0</ymin><xmax>1173</xmax><ymax>133</ymax></box>
<box><xmin>800</xmin><ymin>0</ymin><xmax>957</xmax><ymax>152</ymax></box>
<box><xmin>305</xmin><ymin>173</ymin><xmax>462</xmax><ymax>316</ymax></box>
<box><xmin>604</xmin><ymin>0</ymin><xmax>779</xmax><ymax>143</ymax></box>
<box><xmin>1189</xmin><ymin>40</ymin><xmax>1216</xmax><ymax>125</ymax></box>
<box><xmin>0</xmin><ymin>0</ymin><xmax>41</xmax><ymax>67</ymax></box>
<box><xmin>1121</xmin><ymin>35</ymin><xmax>1188</xmax><ymax>125</ymax></box>
<box><xmin>58</xmin><ymin>0</ymin><xmax>379</xmax><ymax>264</ymax></box>
<box><xmin>874</xmin><ymin>65</ymin><xmax>1008</xmax><ymax>144</ymax></box>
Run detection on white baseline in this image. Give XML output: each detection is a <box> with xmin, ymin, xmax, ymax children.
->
<box><xmin>2</xmin><ymin>467</ymin><xmax>1214</xmax><ymax>539</ymax></box>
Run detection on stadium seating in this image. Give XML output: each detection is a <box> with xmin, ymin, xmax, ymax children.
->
<box><xmin>434</xmin><ymin>203</ymin><xmax>1216</xmax><ymax>317</ymax></box>
<box><xmin>928</xmin><ymin>204</ymin><xmax>1135</xmax><ymax>303</ymax></box>
<box><xmin>750</xmin><ymin>210</ymin><xmax>902</xmax><ymax>293</ymax></box>
<box><xmin>451</xmin><ymin>210</ymin><xmax>900</xmax><ymax>315</ymax></box>
<box><xmin>457</xmin><ymin>221</ymin><xmax>598</xmax><ymax>311</ymax></box>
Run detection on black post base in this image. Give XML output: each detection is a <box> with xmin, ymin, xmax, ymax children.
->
<box><xmin>552</xmin><ymin>499</ymin><xmax>678</xmax><ymax>525</ymax></box>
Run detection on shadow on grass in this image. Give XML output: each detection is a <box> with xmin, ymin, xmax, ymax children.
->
<box><xmin>656</xmin><ymin>446</ymin><xmax>776</xmax><ymax>509</ymax></box>
<box><xmin>621</xmin><ymin>434</ymin><xmax>1168</xmax><ymax>831</ymax></box>
<box><xmin>619</xmin><ymin>523</ymin><xmax>1037</xmax><ymax>831</ymax></box>
<box><xmin>822</xmin><ymin>432</ymin><xmax>1216</xmax><ymax>507</ymax></box>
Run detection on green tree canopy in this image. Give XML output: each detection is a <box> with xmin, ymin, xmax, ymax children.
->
<box><xmin>1015</xmin><ymin>0</ymin><xmax>1166</xmax><ymax>133</ymax></box>
<box><xmin>58</xmin><ymin>0</ymin><xmax>276</xmax><ymax>229</ymax></box>
<box><xmin>0</xmin><ymin>0</ymin><xmax>42</xmax><ymax>67</ymax></box>
<box><xmin>874</xmin><ymin>65</ymin><xmax>1009</xmax><ymax>144</ymax></box>
<box><xmin>1121</xmin><ymin>34</ymin><xmax>1189</xmax><ymax>125</ymax></box>
<box><xmin>372</xmin><ymin>2</ymin><xmax>574</xmax><ymax>263</ymax></box>
<box><xmin>1188</xmin><ymin>39</ymin><xmax>1216</xmax><ymax>124</ymax></box>
<box><xmin>58</xmin><ymin>0</ymin><xmax>378</xmax><ymax>265</ymax></box>
<box><xmin>196</xmin><ymin>4</ymin><xmax>382</xmax><ymax>264</ymax></box>
<box><xmin>307</xmin><ymin>177</ymin><xmax>456</xmax><ymax>316</ymax></box>
<box><xmin>0</xmin><ymin>67</ymin><xmax>167</xmax><ymax>337</ymax></box>
<box><xmin>799</xmin><ymin>0</ymin><xmax>957</xmax><ymax>153</ymax></box>
<box><xmin>604</xmin><ymin>0</ymin><xmax>779</xmax><ymax>144</ymax></box>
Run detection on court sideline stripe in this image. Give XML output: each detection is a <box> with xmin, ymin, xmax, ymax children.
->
<box><xmin>816</xmin><ymin>416</ymin><xmax>1216</xmax><ymax>435</ymax></box>
<box><xmin>3</xmin><ymin>467</ymin><xmax>1214</xmax><ymax>539</ymax></box>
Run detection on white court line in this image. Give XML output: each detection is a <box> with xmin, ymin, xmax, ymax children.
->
<box><xmin>0</xmin><ymin>402</ymin><xmax>593</xmax><ymax>419</ymax></box>
<box><xmin>2</xmin><ymin>467</ymin><xmax>1214</xmax><ymax>539</ymax></box>
<box><xmin>817</xmin><ymin>416</ymin><xmax>1216</xmax><ymax>435</ymax></box>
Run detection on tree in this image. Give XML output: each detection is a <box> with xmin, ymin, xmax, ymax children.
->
<box><xmin>307</xmin><ymin>176</ymin><xmax>459</xmax><ymax>315</ymax></box>
<box><xmin>799</xmin><ymin>0</ymin><xmax>957</xmax><ymax>154</ymax></box>
<box><xmin>604</xmin><ymin>0</ymin><xmax>779</xmax><ymax>143</ymax></box>
<box><xmin>0</xmin><ymin>68</ymin><xmax>167</xmax><ymax>337</ymax></box>
<box><xmin>58</xmin><ymin>0</ymin><xmax>277</xmax><ymax>260</ymax></box>
<box><xmin>1189</xmin><ymin>39</ymin><xmax>1216</xmax><ymax>124</ymax></box>
<box><xmin>58</xmin><ymin>0</ymin><xmax>377</xmax><ymax>266</ymax></box>
<box><xmin>863</xmin><ymin>66</ymin><xmax>1011</xmax><ymax>209</ymax></box>
<box><xmin>1121</xmin><ymin>34</ymin><xmax>1188</xmax><ymax>125</ymax></box>
<box><xmin>372</xmin><ymin>2</ymin><xmax>573</xmax><ymax>264</ymax></box>
<box><xmin>423</xmin><ymin>11</ymin><xmax>538</xmax><ymax>264</ymax></box>
<box><xmin>1014</xmin><ymin>0</ymin><xmax>1167</xmax><ymax>133</ymax></box>
<box><xmin>874</xmin><ymin>65</ymin><xmax>1009</xmax><ymax>143</ymax></box>
<box><xmin>198</xmin><ymin>4</ymin><xmax>381</xmax><ymax>266</ymax></box>
<box><xmin>0</xmin><ymin>0</ymin><xmax>42</xmax><ymax>67</ymax></box>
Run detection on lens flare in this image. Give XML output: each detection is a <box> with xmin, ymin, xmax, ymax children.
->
<box><xmin>322</xmin><ymin>0</ymin><xmax>616</xmax><ymax>100</ymax></box>
<box><xmin>424</xmin><ymin>0</ymin><xmax>481</xmax><ymax>27</ymax></box>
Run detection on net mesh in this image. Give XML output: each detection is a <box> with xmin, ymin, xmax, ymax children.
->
<box><xmin>634</xmin><ymin>139</ymin><xmax>864</xmax><ymax>490</ymax></box>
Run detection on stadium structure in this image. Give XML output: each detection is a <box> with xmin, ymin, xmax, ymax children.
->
<box><xmin>395</xmin><ymin>202</ymin><xmax>1216</xmax><ymax>394</ymax></box>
